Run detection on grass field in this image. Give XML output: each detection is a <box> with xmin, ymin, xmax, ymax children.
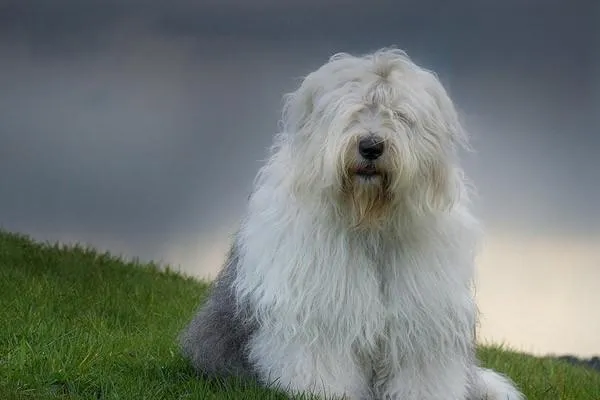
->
<box><xmin>1</xmin><ymin>231</ymin><xmax>598</xmax><ymax>399</ymax></box>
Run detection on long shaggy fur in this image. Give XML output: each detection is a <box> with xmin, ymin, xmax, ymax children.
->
<box><xmin>180</xmin><ymin>48</ymin><xmax>524</xmax><ymax>400</ymax></box>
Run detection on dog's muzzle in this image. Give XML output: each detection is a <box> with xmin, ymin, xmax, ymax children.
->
<box><xmin>354</xmin><ymin>135</ymin><xmax>385</xmax><ymax>178</ymax></box>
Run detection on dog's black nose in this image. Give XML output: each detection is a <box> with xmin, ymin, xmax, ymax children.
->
<box><xmin>358</xmin><ymin>136</ymin><xmax>384</xmax><ymax>160</ymax></box>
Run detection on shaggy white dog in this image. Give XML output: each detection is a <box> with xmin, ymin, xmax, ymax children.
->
<box><xmin>181</xmin><ymin>48</ymin><xmax>524</xmax><ymax>400</ymax></box>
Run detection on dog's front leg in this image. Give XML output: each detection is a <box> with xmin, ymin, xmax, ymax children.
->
<box><xmin>374</xmin><ymin>356</ymin><xmax>471</xmax><ymax>400</ymax></box>
<box><xmin>248</xmin><ymin>329</ymin><xmax>372</xmax><ymax>399</ymax></box>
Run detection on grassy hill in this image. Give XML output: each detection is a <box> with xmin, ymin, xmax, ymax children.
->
<box><xmin>0</xmin><ymin>231</ymin><xmax>598</xmax><ymax>399</ymax></box>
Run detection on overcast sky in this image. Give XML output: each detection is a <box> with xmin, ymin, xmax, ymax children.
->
<box><xmin>0</xmin><ymin>0</ymin><xmax>598</xmax><ymax>262</ymax></box>
<box><xmin>0</xmin><ymin>0</ymin><xmax>599</xmax><ymax>356</ymax></box>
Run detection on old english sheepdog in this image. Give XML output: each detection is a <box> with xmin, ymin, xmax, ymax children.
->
<box><xmin>180</xmin><ymin>48</ymin><xmax>524</xmax><ymax>400</ymax></box>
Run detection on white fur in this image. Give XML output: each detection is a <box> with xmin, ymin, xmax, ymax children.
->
<box><xmin>232</xmin><ymin>48</ymin><xmax>524</xmax><ymax>400</ymax></box>
<box><xmin>472</xmin><ymin>368</ymin><xmax>524</xmax><ymax>400</ymax></box>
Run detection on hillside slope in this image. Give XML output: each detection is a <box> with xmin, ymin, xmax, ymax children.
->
<box><xmin>0</xmin><ymin>231</ymin><xmax>598</xmax><ymax>399</ymax></box>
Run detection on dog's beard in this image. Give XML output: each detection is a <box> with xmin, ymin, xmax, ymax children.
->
<box><xmin>339</xmin><ymin>161</ymin><xmax>394</xmax><ymax>229</ymax></box>
<box><xmin>336</xmin><ymin>153</ymin><xmax>455</xmax><ymax>228</ymax></box>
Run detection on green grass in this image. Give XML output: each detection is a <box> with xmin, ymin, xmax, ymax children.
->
<box><xmin>0</xmin><ymin>231</ymin><xmax>598</xmax><ymax>399</ymax></box>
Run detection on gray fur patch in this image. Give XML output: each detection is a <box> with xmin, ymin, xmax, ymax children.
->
<box><xmin>179</xmin><ymin>239</ymin><xmax>258</xmax><ymax>379</ymax></box>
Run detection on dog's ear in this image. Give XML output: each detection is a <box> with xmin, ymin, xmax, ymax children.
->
<box><xmin>420</xmin><ymin>71</ymin><xmax>471</xmax><ymax>153</ymax></box>
<box><xmin>281</xmin><ymin>73</ymin><xmax>320</xmax><ymax>134</ymax></box>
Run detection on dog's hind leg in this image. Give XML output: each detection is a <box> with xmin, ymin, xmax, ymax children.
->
<box><xmin>179</xmin><ymin>242</ymin><xmax>257</xmax><ymax>379</ymax></box>
<box><xmin>467</xmin><ymin>367</ymin><xmax>525</xmax><ymax>400</ymax></box>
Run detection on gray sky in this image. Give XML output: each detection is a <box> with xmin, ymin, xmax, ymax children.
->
<box><xmin>0</xmin><ymin>0</ymin><xmax>598</xmax><ymax>257</ymax></box>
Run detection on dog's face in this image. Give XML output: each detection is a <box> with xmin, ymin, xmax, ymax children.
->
<box><xmin>281</xmin><ymin>49</ymin><xmax>469</xmax><ymax>225</ymax></box>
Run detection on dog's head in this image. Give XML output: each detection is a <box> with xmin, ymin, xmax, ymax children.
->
<box><xmin>279</xmin><ymin>48</ymin><xmax>470</xmax><ymax>227</ymax></box>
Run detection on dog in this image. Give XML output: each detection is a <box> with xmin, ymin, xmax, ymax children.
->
<box><xmin>180</xmin><ymin>48</ymin><xmax>524</xmax><ymax>400</ymax></box>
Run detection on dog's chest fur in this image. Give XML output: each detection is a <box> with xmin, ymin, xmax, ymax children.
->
<box><xmin>351</xmin><ymin>231</ymin><xmax>474</xmax><ymax>358</ymax></box>
<box><xmin>237</xmin><ymin>215</ymin><xmax>476</xmax><ymax>369</ymax></box>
